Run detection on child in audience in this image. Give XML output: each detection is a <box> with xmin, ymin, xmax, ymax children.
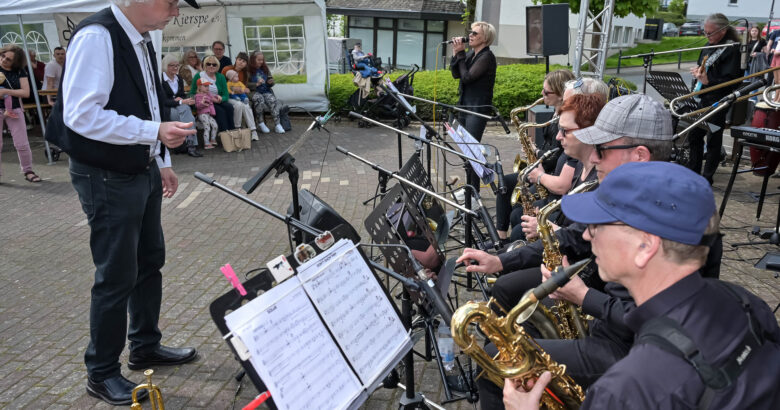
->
<box><xmin>0</xmin><ymin>72</ymin><xmax>18</xmax><ymax>119</ymax></box>
<box><xmin>195</xmin><ymin>78</ymin><xmax>218</xmax><ymax>149</ymax></box>
<box><xmin>225</xmin><ymin>69</ymin><xmax>249</xmax><ymax>103</ymax></box>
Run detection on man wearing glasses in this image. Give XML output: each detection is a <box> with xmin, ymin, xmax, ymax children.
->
<box><xmin>687</xmin><ymin>13</ymin><xmax>742</xmax><ymax>184</ymax></box>
<box><xmin>504</xmin><ymin>161</ymin><xmax>780</xmax><ymax>409</ymax></box>
<box><xmin>46</xmin><ymin>0</ymin><xmax>201</xmax><ymax>405</ymax></box>
<box><xmin>460</xmin><ymin>94</ymin><xmax>719</xmax><ymax>409</ymax></box>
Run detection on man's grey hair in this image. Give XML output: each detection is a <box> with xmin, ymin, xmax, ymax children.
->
<box><xmin>565</xmin><ymin>77</ymin><xmax>609</xmax><ymax>101</ymax></box>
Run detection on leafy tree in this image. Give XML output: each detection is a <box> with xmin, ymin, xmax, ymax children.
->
<box><xmin>668</xmin><ymin>0</ymin><xmax>686</xmax><ymax>16</ymax></box>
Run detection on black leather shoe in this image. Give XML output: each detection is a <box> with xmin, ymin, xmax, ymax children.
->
<box><xmin>86</xmin><ymin>374</ymin><xmax>148</xmax><ymax>406</ymax></box>
<box><xmin>187</xmin><ymin>148</ymin><xmax>203</xmax><ymax>157</ymax></box>
<box><xmin>128</xmin><ymin>345</ymin><xmax>197</xmax><ymax>370</ymax></box>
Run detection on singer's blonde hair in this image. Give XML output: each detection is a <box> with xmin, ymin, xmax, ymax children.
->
<box><xmin>472</xmin><ymin>21</ymin><xmax>496</xmax><ymax>46</ymax></box>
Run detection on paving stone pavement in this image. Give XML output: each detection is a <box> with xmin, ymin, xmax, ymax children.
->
<box><xmin>1</xmin><ymin>118</ymin><xmax>778</xmax><ymax>409</ymax></box>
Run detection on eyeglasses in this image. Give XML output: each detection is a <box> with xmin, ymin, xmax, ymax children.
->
<box><xmin>205</xmin><ymin>62</ymin><xmax>218</xmax><ymax>67</ymax></box>
<box><xmin>468</xmin><ymin>30</ymin><xmax>480</xmax><ymax>37</ymax></box>
<box><xmin>167</xmin><ymin>63</ymin><xmax>180</xmax><ymax>67</ymax></box>
<box><xmin>587</xmin><ymin>222</ymin><xmax>627</xmax><ymax>237</ymax></box>
<box><xmin>594</xmin><ymin>143</ymin><xmax>642</xmax><ymax>159</ymax></box>
<box><xmin>558</xmin><ymin>126</ymin><xmax>579</xmax><ymax>137</ymax></box>
<box><xmin>542</xmin><ymin>89</ymin><xmax>556</xmax><ymax>96</ymax></box>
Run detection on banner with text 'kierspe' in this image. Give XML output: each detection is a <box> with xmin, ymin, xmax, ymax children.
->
<box><xmin>162</xmin><ymin>6</ymin><xmax>227</xmax><ymax>48</ymax></box>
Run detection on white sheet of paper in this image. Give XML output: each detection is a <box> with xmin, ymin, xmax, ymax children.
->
<box><xmin>298</xmin><ymin>239</ymin><xmax>411</xmax><ymax>386</ymax></box>
<box><xmin>225</xmin><ymin>276</ymin><xmax>362</xmax><ymax>410</ymax></box>
<box><xmin>447</xmin><ymin>124</ymin><xmax>494</xmax><ymax>181</ymax></box>
<box><xmin>385</xmin><ymin>78</ymin><xmax>416</xmax><ymax>113</ymax></box>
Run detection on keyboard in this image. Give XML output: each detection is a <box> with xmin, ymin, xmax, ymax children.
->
<box><xmin>731</xmin><ymin>126</ymin><xmax>780</xmax><ymax>148</ymax></box>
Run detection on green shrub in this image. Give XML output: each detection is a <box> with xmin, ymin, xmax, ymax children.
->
<box><xmin>606</xmin><ymin>36</ymin><xmax>707</xmax><ymax>68</ymax></box>
<box><xmin>327</xmin><ymin>64</ymin><xmax>636</xmax><ymax>119</ymax></box>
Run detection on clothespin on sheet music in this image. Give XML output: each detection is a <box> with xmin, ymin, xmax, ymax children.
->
<box><xmin>220</xmin><ymin>264</ymin><xmax>247</xmax><ymax>296</ymax></box>
<box><xmin>242</xmin><ymin>391</ymin><xmax>271</xmax><ymax>410</ymax></box>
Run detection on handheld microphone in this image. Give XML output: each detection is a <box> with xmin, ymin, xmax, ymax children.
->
<box><xmin>442</xmin><ymin>37</ymin><xmax>467</xmax><ymax>45</ymax></box>
<box><xmin>715</xmin><ymin>78</ymin><xmax>767</xmax><ymax>105</ymax></box>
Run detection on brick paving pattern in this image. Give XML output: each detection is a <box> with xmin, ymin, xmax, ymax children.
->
<box><xmin>1</xmin><ymin>119</ymin><xmax>778</xmax><ymax>409</ymax></box>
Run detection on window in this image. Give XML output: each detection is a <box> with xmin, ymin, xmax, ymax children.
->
<box><xmin>378</xmin><ymin>19</ymin><xmax>393</xmax><ymax>29</ymax></box>
<box><xmin>398</xmin><ymin>19</ymin><xmax>424</xmax><ymax>31</ymax></box>
<box><xmin>623</xmin><ymin>27</ymin><xmax>632</xmax><ymax>45</ymax></box>
<box><xmin>728</xmin><ymin>0</ymin><xmax>738</xmax><ymax>5</ymax></box>
<box><xmin>243</xmin><ymin>17</ymin><xmax>306</xmax><ymax>82</ymax></box>
<box><xmin>396</xmin><ymin>31</ymin><xmax>423</xmax><ymax>69</ymax></box>
<box><xmin>612</xmin><ymin>27</ymin><xmax>622</xmax><ymax>45</ymax></box>
<box><xmin>350</xmin><ymin>16</ymin><xmax>374</xmax><ymax>28</ymax></box>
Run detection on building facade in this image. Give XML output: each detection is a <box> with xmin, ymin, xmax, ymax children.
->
<box><xmin>687</xmin><ymin>0</ymin><xmax>780</xmax><ymax>26</ymax></box>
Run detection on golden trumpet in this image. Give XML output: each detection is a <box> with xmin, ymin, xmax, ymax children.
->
<box><xmin>131</xmin><ymin>369</ymin><xmax>165</xmax><ymax>410</ymax></box>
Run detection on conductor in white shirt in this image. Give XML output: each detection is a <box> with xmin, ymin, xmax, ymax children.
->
<box><xmin>45</xmin><ymin>0</ymin><xmax>200</xmax><ymax>405</ymax></box>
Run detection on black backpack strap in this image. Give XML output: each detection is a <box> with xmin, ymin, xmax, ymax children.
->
<box><xmin>637</xmin><ymin>281</ymin><xmax>766</xmax><ymax>410</ymax></box>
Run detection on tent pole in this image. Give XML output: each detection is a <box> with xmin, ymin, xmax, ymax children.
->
<box><xmin>17</xmin><ymin>14</ymin><xmax>53</xmax><ymax>165</ymax></box>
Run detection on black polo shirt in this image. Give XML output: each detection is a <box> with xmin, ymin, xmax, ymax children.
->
<box><xmin>582</xmin><ymin>272</ymin><xmax>780</xmax><ymax>409</ymax></box>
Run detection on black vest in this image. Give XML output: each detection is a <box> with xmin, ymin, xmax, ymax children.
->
<box><xmin>45</xmin><ymin>7</ymin><xmax>168</xmax><ymax>174</ymax></box>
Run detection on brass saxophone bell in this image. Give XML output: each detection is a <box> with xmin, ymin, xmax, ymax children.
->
<box><xmin>514</xmin><ymin>289</ymin><xmax>539</xmax><ymax>324</ymax></box>
<box><xmin>513</xmin><ymin>153</ymin><xmax>527</xmax><ymax>174</ymax></box>
<box><xmin>426</xmin><ymin>217</ymin><xmax>438</xmax><ymax>233</ymax></box>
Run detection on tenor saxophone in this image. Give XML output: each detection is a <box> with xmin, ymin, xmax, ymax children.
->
<box><xmin>451</xmin><ymin>259</ymin><xmax>591</xmax><ymax>409</ymax></box>
<box><xmin>510</xmin><ymin>101</ymin><xmax>559</xmax><ymax>208</ymax></box>
<box><xmin>536</xmin><ymin>180</ymin><xmax>598</xmax><ymax>340</ymax></box>
<box><xmin>510</xmin><ymin>97</ymin><xmax>543</xmax><ymax>174</ymax></box>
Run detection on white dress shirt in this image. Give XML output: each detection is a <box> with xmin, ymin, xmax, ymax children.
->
<box><xmin>62</xmin><ymin>4</ymin><xmax>170</xmax><ymax>169</ymax></box>
<box><xmin>164</xmin><ymin>72</ymin><xmax>180</xmax><ymax>101</ymax></box>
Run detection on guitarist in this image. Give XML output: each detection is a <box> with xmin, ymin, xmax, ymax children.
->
<box><xmin>687</xmin><ymin>13</ymin><xmax>742</xmax><ymax>185</ymax></box>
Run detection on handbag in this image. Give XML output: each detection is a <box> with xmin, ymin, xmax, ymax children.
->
<box><xmin>219</xmin><ymin>128</ymin><xmax>252</xmax><ymax>152</ymax></box>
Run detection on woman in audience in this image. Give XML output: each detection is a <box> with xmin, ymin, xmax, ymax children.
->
<box><xmin>221</xmin><ymin>52</ymin><xmax>251</xmax><ymax>84</ymax></box>
<box><xmin>220</xmin><ymin>52</ymin><xmax>258</xmax><ymax>140</ymax></box>
<box><xmin>0</xmin><ymin>45</ymin><xmax>40</xmax><ymax>183</ymax></box>
<box><xmin>189</xmin><ymin>55</ymin><xmax>235</xmax><ymax>133</ymax></box>
<box><xmin>179</xmin><ymin>49</ymin><xmax>201</xmax><ymax>90</ymax></box>
<box><xmin>249</xmin><ymin>51</ymin><xmax>284</xmax><ymax>134</ymax></box>
<box><xmin>161</xmin><ymin>53</ymin><xmax>201</xmax><ymax>157</ymax></box>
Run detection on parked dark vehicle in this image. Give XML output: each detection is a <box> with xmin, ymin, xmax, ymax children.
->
<box><xmin>679</xmin><ymin>21</ymin><xmax>703</xmax><ymax>36</ymax></box>
<box><xmin>663</xmin><ymin>23</ymin><xmax>678</xmax><ymax>37</ymax></box>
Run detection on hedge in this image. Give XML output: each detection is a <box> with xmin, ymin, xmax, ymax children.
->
<box><xmin>327</xmin><ymin>64</ymin><xmax>635</xmax><ymax>120</ymax></box>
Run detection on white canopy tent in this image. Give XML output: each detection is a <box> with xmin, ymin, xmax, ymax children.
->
<box><xmin>1</xmin><ymin>0</ymin><xmax>329</xmax><ymax>162</ymax></box>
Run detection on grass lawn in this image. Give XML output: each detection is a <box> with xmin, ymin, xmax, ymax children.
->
<box><xmin>606</xmin><ymin>36</ymin><xmax>708</xmax><ymax>69</ymax></box>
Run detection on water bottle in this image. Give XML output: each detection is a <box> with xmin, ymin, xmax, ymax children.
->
<box><xmin>437</xmin><ymin>322</ymin><xmax>455</xmax><ymax>371</ymax></box>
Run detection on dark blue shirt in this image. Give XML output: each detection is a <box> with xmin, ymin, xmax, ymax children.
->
<box><xmin>582</xmin><ymin>272</ymin><xmax>780</xmax><ymax>409</ymax></box>
<box><xmin>251</xmin><ymin>69</ymin><xmax>271</xmax><ymax>94</ymax></box>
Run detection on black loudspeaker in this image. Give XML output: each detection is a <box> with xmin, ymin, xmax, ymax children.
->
<box><xmin>526</xmin><ymin>4</ymin><xmax>569</xmax><ymax>56</ymax></box>
<box><xmin>288</xmin><ymin>189</ymin><xmax>361</xmax><ymax>244</ymax></box>
<box><xmin>529</xmin><ymin>104</ymin><xmax>556</xmax><ymax>148</ymax></box>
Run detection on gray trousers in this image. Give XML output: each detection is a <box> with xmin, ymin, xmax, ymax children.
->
<box><xmin>169</xmin><ymin>104</ymin><xmax>197</xmax><ymax>147</ymax></box>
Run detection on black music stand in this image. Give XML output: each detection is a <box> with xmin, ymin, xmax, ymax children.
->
<box><xmin>209</xmin><ymin>225</ymin><xmax>411</xmax><ymax>410</ymax></box>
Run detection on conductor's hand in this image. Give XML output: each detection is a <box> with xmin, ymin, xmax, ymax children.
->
<box><xmin>160</xmin><ymin>167</ymin><xmax>178</xmax><ymax>198</ymax></box>
<box><xmin>452</xmin><ymin>36</ymin><xmax>466</xmax><ymax>54</ymax></box>
<box><xmin>456</xmin><ymin>248</ymin><xmax>503</xmax><ymax>274</ymax></box>
<box><xmin>503</xmin><ymin>372</ymin><xmax>551</xmax><ymax>410</ymax></box>
<box><xmin>158</xmin><ymin>121</ymin><xmax>195</xmax><ymax>149</ymax></box>
<box><xmin>541</xmin><ymin>256</ymin><xmax>588</xmax><ymax>305</ymax></box>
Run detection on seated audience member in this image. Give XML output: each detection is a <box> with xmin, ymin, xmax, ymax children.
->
<box><xmin>212</xmin><ymin>41</ymin><xmax>231</xmax><ymax>72</ymax></box>
<box><xmin>43</xmin><ymin>46</ymin><xmax>65</xmax><ymax>105</ymax></box>
<box><xmin>351</xmin><ymin>43</ymin><xmax>378</xmax><ymax>77</ymax></box>
<box><xmin>221</xmin><ymin>51</ymin><xmax>251</xmax><ymax>84</ymax></box>
<box><xmin>194</xmin><ymin>78</ymin><xmax>218</xmax><ymax>149</ymax></box>
<box><xmin>504</xmin><ymin>162</ymin><xmax>780</xmax><ymax>410</ymax></box>
<box><xmin>189</xmin><ymin>55</ymin><xmax>235</xmax><ymax>132</ymax></box>
<box><xmin>224</xmin><ymin>68</ymin><xmax>258</xmax><ymax>140</ymax></box>
<box><xmin>161</xmin><ymin>53</ymin><xmax>201</xmax><ymax>157</ymax></box>
<box><xmin>249</xmin><ymin>51</ymin><xmax>284</xmax><ymax>134</ymax></box>
<box><xmin>179</xmin><ymin>49</ymin><xmax>201</xmax><ymax>89</ymax></box>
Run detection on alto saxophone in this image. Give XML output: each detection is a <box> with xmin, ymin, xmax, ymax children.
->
<box><xmin>511</xmin><ymin>148</ymin><xmax>561</xmax><ymax>244</ymax></box>
<box><xmin>535</xmin><ymin>180</ymin><xmax>598</xmax><ymax>340</ymax></box>
<box><xmin>451</xmin><ymin>259</ymin><xmax>591</xmax><ymax>409</ymax></box>
<box><xmin>510</xmin><ymin>104</ymin><xmax>559</xmax><ymax>208</ymax></box>
<box><xmin>510</xmin><ymin>97</ymin><xmax>543</xmax><ymax>174</ymax></box>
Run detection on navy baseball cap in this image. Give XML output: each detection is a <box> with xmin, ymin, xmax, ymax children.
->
<box><xmin>561</xmin><ymin>161</ymin><xmax>715</xmax><ymax>245</ymax></box>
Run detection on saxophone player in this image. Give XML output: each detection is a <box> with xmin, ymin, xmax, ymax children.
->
<box><xmin>504</xmin><ymin>161</ymin><xmax>780</xmax><ymax>409</ymax></box>
<box><xmin>468</xmin><ymin>95</ymin><xmax>718</xmax><ymax>410</ymax></box>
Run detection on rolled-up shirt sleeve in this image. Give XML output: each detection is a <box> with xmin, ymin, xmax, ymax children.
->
<box><xmin>62</xmin><ymin>25</ymin><xmax>160</xmax><ymax>147</ymax></box>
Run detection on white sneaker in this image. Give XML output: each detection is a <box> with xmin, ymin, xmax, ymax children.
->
<box><xmin>251</xmin><ymin>130</ymin><xmax>259</xmax><ymax>141</ymax></box>
<box><xmin>258</xmin><ymin>123</ymin><xmax>271</xmax><ymax>133</ymax></box>
<box><xmin>274</xmin><ymin>124</ymin><xmax>285</xmax><ymax>134</ymax></box>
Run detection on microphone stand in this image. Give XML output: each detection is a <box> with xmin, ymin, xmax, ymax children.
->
<box><xmin>389</xmin><ymin>91</ymin><xmax>512</xmax><ymax>136</ymax></box>
<box><xmin>195</xmin><ymin>172</ymin><xmax>452</xmax><ymax>409</ymax></box>
<box><xmin>348</xmin><ymin>112</ymin><xmax>505</xmax><ymax>250</ymax></box>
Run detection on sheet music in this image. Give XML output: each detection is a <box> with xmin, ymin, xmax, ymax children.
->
<box><xmin>385</xmin><ymin>78</ymin><xmax>416</xmax><ymax>113</ymax></box>
<box><xmin>447</xmin><ymin>124</ymin><xmax>494</xmax><ymax>181</ymax></box>
<box><xmin>298</xmin><ymin>239</ymin><xmax>411</xmax><ymax>385</ymax></box>
<box><xmin>225</xmin><ymin>277</ymin><xmax>362</xmax><ymax>410</ymax></box>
